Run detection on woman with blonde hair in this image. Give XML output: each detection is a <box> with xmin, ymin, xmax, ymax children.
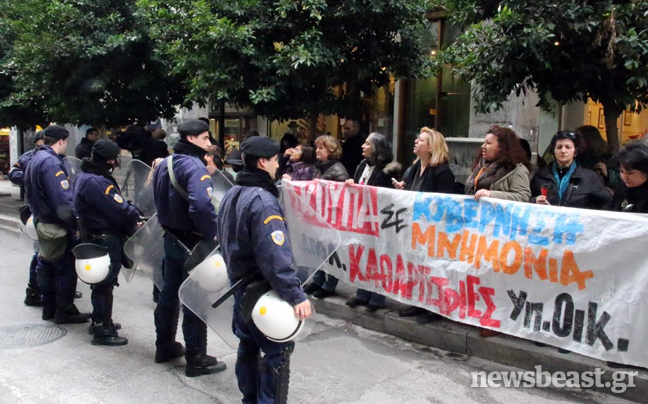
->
<box><xmin>395</xmin><ymin>127</ymin><xmax>457</xmax><ymax>323</ymax></box>
<box><xmin>303</xmin><ymin>135</ymin><xmax>350</xmax><ymax>299</ymax></box>
<box><xmin>394</xmin><ymin>127</ymin><xmax>456</xmax><ymax>193</ymax></box>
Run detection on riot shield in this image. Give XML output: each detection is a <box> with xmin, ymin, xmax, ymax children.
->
<box><xmin>63</xmin><ymin>156</ymin><xmax>82</xmax><ymax>186</ymax></box>
<box><xmin>119</xmin><ymin>159</ymin><xmax>155</xmax><ymax>217</ymax></box>
<box><xmin>178</xmin><ymin>180</ymin><xmax>340</xmax><ymax>349</ymax></box>
<box><xmin>122</xmin><ymin>214</ymin><xmax>165</xmax><ymax>288</ymax></box>
<box><xmin>209</xmin><ymin>169</ymin><xmax>235</xmax><ymax>214</ymax></box>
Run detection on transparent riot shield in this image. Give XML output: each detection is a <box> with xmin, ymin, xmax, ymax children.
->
<box><xmin>209</xmin><ymin>169</ymin><xmax>235</xmax><ymax>214</ymax></box>
<box><xmin>63</xmin><ymin>156</ymin><xmax>82</xmax><ymax>186</ymax></box>
<box><xmin>119</xmin><ymin>159</ymin><xmax>155</xmax><ymax>217</ymax></box>
<box><xmin>122</xmin><ymin>214</ymin><xmax>165</xmax><ymax>288</ymax></box>
<box><xmin>178</xmin><ymin>180</ymin><xmax>340</xmax><ymax>349</ymax></box>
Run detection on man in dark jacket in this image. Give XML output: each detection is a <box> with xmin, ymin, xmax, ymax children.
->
<box><xmin>152</xmin><ymin>119</ymin><xmax>227</xmax><ymax>377</ymax></box>
<box><xmin>76</xmin><ymin>127</ymin><xmax>99</xmax><ymax>159</ymax></box>
<box><xmin>74</xmin><ymin>139</ymin><xmax>140</xmax><ymax>346</ymax></box>
<box><xmin>218</xmin><ymin>136</ymin><xmax>312</xmax><ymax>404</ymax></box>
<box><xmin>24</xmin><ymin>125</ymin><xmax>90</xmax><ymax>324</ymax></box>
<box><xmin>339</xmin><ymin>118</ymin><xmax>365</xmax><ymax>177</ymax></box>
<box><xmin>9</xmin><ymin>130</ymin><xmax>44</xmax><ymax>306</ymax></box>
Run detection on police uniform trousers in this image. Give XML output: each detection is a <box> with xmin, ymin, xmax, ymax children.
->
<box><xmin>233</xmin><ymin>289</ymin><xmax>294</xmax><ymax>404</ymax></box>
<box><xmin>37</xmin><ymin>235</ymin><xmax>78</xmax><ymax>312</ymax></box>
<box><xmin>84</xmin><ymin>233</ymin><xmax>123</xmax><ymax>327</ymax></box>
<box><xmin>154</xmin><ymin>235</ymin><xmax>207</xmax><ymax>355</ymax></box>
<box><xmin>28</xmin><ymin>242</ymin><xmax>40</xmax><ymax>294</ymax></box>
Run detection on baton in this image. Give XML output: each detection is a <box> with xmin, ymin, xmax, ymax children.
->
<box><xmin>164</xmin><ymin>230</ymin><xmax>192</xmax><ymax>255</ymax></box>
<box><xmin>211</xmin><ymin>272</ymin><xmax>258</xmax><ymax>309</ymax></box>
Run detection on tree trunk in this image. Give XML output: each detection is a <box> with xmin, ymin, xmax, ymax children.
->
<box><xmin>602</xmin><ymin>105</ymin><xmax>622</xmax><ymax>153</ymax></box>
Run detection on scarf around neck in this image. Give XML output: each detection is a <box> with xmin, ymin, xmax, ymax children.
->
<box><xmin>173</xmin><ymin>139</ymin><xmax>208</xmax><ymax>165</ymax></box>
<box><xmin>236</xmin><ymin>167</ymin><xmax>279</xmax><ymax>198</ymax></box>
<box><xmin>551</xmin><ymin>161</ymin><xmax>577</xmax><ymax>203</ymax></box>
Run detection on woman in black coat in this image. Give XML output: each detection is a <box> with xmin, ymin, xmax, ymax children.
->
<box><xmin>612</xmin><ymin>143</ymin><xmax>648</xmax><ymax>214</ymax></box>
<box><xmin>394</xmin><ymin>127</ymin><xmax>457</xmax><ymax>323</ymax></box>
<box><xmin>345</xmin><ymin>133</ymin><xmax>400</xmax><ymax>312</ymax></box>
<box><xmin>530</xmin><ymin>131</ymin><xmax>611</xmax><ymax>210</ymax></box>
<box><xmin>303</xmin><ymin>135</ymin><xmax>349</xmax><ymax>299</ymax></box>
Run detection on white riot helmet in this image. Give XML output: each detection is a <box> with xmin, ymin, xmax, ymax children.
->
<box><xmin>72</xmin><ymin>243</ymin><xmax>110</xmax><ymax>284</ymax></box>
<box><xmin>251</xmin><ymin>290</ymin><xmax>305</xmax><ymax>343</ymax></box>
<box><xmin>187</xmin><ymin>252</ymin><xmax>229</xmax><ymax>292</ymax></box>
<box><xmin>20</xmin><ymin>215</ymin><xmax>38</xmax><ymax>241</ymax></box>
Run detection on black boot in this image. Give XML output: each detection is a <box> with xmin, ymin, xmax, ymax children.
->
<box><xmin>155</xmin><ymin>342</ymin><xmax>186</xmax><ymax>363</ymax></box>
<box><xmin>89</xmin><ymin>322</ymin><xmax>121</xmax><ymax>335</ymax></box>
<box><xmin>25</xmin><ymin>287</ymin><xmax>43</xmax><ymax>307</ymax></box>
<box><xmin>42</xmin><ymin>305</ymin><xmax>56</xmax><ymax>321</ymax></box>
<box><xmin>54</xmin><ymin>304</ymin><xmax>91</xmax><ymax>324</ymax></box>
<box><xmin>91</xmin><ymin>324</ymin><xmax>128</xmax><ymax>346</ymax></box>
<box><xmin>398</xmin><ymin>306</ymin><xmax>426</xmax><ymax>317</ymax></box>
<box><xmin>185</xmin><ymin>352</ymin><xmax>227</xmax><ymax>377</ymax></box>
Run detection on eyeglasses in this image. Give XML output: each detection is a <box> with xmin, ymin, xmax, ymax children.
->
<box><xmin>556</xmin><ymin>131</ymin><xmax>577</xmax><ymax>140</ymax></box>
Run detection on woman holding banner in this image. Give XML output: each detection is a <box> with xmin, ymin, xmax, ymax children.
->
<box><xmin>612</xmin><ymin>143</ymin><xmax>648</xmax><ymax>214</ymax></box>
<box><xmin>466</xmin><ymin>126</ymin><xmax>531</xmax><ymax>337</ymax></box>
<box><xmin>394</xmin><ymin>127</ymin><xmax>458</xmax><ymax>323</ymax></box>
<box><xmin>344</xmin><ymin>132</ymin><xmax>400</xmax><ymax>312</ymax></box>
<box><xmin>465</xmin><ymin>126</ymin><xmax>531</xmax><ymax>203</ymax></box>
<box><xmin>303</xmin><ymin>135</ymin><xmax>349</xmax><ymax>299</ymax></box>
<box><xmin>530</xmin><ymin>131</ymin><xmax>611</xmax><ymax>210</ymax></box>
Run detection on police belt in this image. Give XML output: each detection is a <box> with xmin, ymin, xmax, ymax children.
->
<box><xmin>162</xmin><ymin>226</ymin><xmax>202</xmax><ymax>252</ymax></box>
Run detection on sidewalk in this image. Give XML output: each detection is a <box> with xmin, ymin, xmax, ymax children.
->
<box><xmin>0</xmin><ymin>205</ymin><xmax>645</xmax><ymax>402</ymax></box>
<box><xmin>0</xmin><ymin>179</ymin><xmax>21</xmax><ymax>232</ymax></box>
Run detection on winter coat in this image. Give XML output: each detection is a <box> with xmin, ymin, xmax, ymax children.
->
<box><xmin>353</xmin><ymin>159</ymin><xmax>398</xmax><ymax>189</ymax></box>
<box><xmin>402</xmin><ymin>161</ymin><xmax>456</xmax><ymax>193</ymax></box>
<box><xmin>315</xmin><ymin>160</ymin><xmax>349</xmax><ymax>182</ymax></box>
<box><xmin>530</xmin><ymin>163</ymin><xmax>612</xmax><ymax>210</ymax></box>
<box><xmin>285</xmin><ymin>161</ymin><xmax>315</xmax><ymax>181</ymax></box>
<box><xmin>612</xmin><ymin>181</ymin><xmax>648</xmax><ymax>214</ymax></box>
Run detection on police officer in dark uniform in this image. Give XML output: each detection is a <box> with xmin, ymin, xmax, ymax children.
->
<box><xmin>152</xmin><ymin>119</ymin><xmax>227</xmax><ymax>377</ymax></box>
<box><xmin>9</xmin><ymin>130</ymin><xmax>44</xmax><ymax>306</ymax></box>
<box><xmin>74</xmin><ymin>139</ymin><xmax>140</xmax><ymax>346</ymax></box>
<box><xmin>24</xmin><ymin>125</ymin><xmax>90</xmax><ymax>324</ymax></box>
<box><xmin>218</xmin><ymin>137</ymin><xmax>312</xmax><ymax>404</ymax></box>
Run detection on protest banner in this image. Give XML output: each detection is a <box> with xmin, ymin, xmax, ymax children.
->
<box><xmin>282</xmin><ymin>179</ymin><xmax>648</xmax><ymax>367</ymax></box>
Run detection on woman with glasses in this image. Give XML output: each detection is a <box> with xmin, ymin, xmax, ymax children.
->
<box><xmin>395</xmin><ymin>127</ymin><xmax>457</xmax><ymax>323</ymax></box>
<box><xmin>612</xmin><ymin>143</ymin><xmax>648</xmax><ymax>214</ymax></box>
<box><xmin>344</xmin><ymin>132</ymin><xmax>400</xmax><ymax>312</ymax></box>
<box><xmin>530</xmin><ymin>131</ymin><xmax>611</xmax><ymax>210</ymax></box>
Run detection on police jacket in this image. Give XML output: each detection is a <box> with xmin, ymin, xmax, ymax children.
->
<box><xmin>74</xmin><ymin>158</ymin><xmax>140</xmax><ymax>236</ymax></box>
<box><xmin>530</xmin><ymin>163</ymin><xmax>611</xmax><ymax>209</ymax></box>
<box><xmin>75</xmin><ymin>138</ymin><xmax>94</xmax><ymax>159</ymax></box>
<box><xmin>8</xmin><ymin>149</ymin><xmax>37</xmax><ymax>186</ymax></box>
<box><xmin>24</xmin><ymin>146</ymin><xmax>76</xmax><ymax>230</ymax></box>
<box><xmin>153</xmin><ymin>140</ymin><xmax>217</xmax><ymax>239</ymax></box>
<box><xmin>218</xmin><ymin>168</ymin><xmax>307</xmax><ymax>306</ymax></box>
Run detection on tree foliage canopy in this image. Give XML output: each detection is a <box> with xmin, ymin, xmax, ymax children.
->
<box><xmin>0</xmin><ymin>0</ymin><xmax>186</xmax><ymax>127</ymax></box>
<box><xmin>432</xmin><ymin>0</ymin><xmax>648</xmax><ymax>151</ymax></box>
<box><xmin>138</xmin><ymin>0</ymin><xmax>435</xmax><ymax>120</ymax></box>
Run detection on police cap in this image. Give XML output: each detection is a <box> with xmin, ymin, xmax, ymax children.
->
<box><xmin>92</xmin><ymin>139</ymin><xmax>120</xmax><ymax>160</ymax></box>
<box><xmin>44</xmin><ymin>125</ymin><xmax>69</xmax><ymax>140</ymax></box>
<box><xmin>178</xmin><ymin>120</ymin><xmax>209</xmax><ymax>138</ymax></box>
<box><xmin>240</xmin><ymin>137</ymin><xmax>280</xmax><ymax>159</ymax></box>
<box><xmin>33</xmin><ymin>130</ymin><xmax>44</xmax><ymax>144</ymax></box>
<box><xmin>225</xmin><ymin>148</ymin><xmax>243</xmax><ymax>166</ymax></box>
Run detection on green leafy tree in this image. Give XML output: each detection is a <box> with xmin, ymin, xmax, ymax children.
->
<box><xmin>432</xmin><ymin>0</ymin><xmax>648</xmax><ymax>152</ymax></box>
<box><xmin>138</xmin><ymin>0</ymin><xmax>434</xmax><ymax>123</ymax></box>
<box><xmin>1</xmin><ymin>0</ymin><xmax>187</xmax><ymax>127</ymax></box>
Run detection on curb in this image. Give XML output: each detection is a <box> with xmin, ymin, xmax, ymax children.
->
<box><xmin>312</xmin><ymin>286</ymin><xmax>647</xmax><ymax>402</ymax></box>
<box><xmin>0</xmin><ymin>213</ymin><xmax>20</xmax><ymax>234</ymax></box>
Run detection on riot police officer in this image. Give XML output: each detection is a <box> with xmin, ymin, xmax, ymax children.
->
<box><xmin>218</xmin><ymin>137</ymin><xmax>312</xmax><ymax>404</ymax></box>
<box><xmin>152</xmin><ymin>119</ymin><xmax>227</xmax><ymax>377</ymax></box>
<box><xmin>24</xmin><ymin>125</ymin><xmax>90</xmax><ymax>324</ymax></box>
<box><xmin>9</xmin><ymin>130</ymin><xmax>44</xmax><ymax>306</ymax></box>
<box><xmin>74</xmin><ymin>139</ymin><xmax>139</xmax><ymax>346</ymax></box>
